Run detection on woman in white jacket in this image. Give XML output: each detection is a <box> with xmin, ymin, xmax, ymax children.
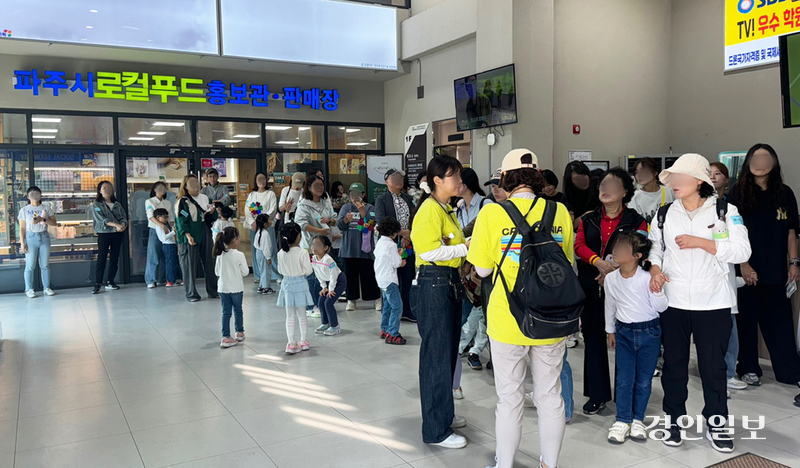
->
<box><xmin>647</xmin><ymin>154</ymin><xmax>751</xmax><ymax>454</ymax></box>
<box><xmin>244</xmin><ymin>172</ymin><xmax>278</xmax><ymax>285</ymax></box>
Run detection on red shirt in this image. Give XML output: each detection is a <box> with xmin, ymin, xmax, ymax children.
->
<box><xmin>575</xmin><ymin>207</ymin><xmax>647</xmax><ymax>264</ymax></box>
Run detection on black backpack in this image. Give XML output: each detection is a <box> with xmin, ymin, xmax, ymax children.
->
<box><xmin>655</xmin><ymin>199</ymin><xmax>728</xmax><ymax>251</ymax></box>
<box><xmin>494</xmin><ymin>199</ymin><xmax>584</xmax><ymax>340</ymax></box>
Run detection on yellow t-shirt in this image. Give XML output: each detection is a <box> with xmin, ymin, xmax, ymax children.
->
<box><xmin>467</xmin><ymin>197</ymin><xmax>575</xmax><ymax>346</ymax></box>
<box><xmin>411</xmin><ymin>198</ymin><xmax>466</xmax><ymax>268</ymax></box>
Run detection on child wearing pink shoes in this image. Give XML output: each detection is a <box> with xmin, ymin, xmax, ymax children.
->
<box><xmin>277</xmin><ymin>222</ymin><xmax>314</xmax><ymax>354</ymax></box>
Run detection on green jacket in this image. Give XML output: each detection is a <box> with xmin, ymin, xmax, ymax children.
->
<box><xmin>175</xmin><ymin>197</ymin><xmax>216</xmax><ymax>245</ymax></box>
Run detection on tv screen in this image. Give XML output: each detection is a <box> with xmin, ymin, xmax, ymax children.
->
<box><xmin>454</xmin><ymin>64</ymin><xmax>518</xmax><ymax>132</ymax></box>
<box><xmin>780</xmin><ymin>31</ymin><xmax>800</xmax><ymax>129</ymax></box>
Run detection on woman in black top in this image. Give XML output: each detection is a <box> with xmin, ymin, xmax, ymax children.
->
<box><xmin>563</xmin><ymin>161</ymin><xmax>600</xmax><ymax>229</ymax></box>
<box><xmin>728</xmin><ymin>144</ymin><xmax>800</xmax><ymax>391</ymax></box>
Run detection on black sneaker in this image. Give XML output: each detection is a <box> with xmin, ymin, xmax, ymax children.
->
<box><xmin>262</xmin><ymin>288</ymin><xmax>275</xmax><ymax>295</ymax></box>
<box><xmin>663</xmin><ymin>425</ymin><xmax>683</xmax><ymax>447</ymax></box>
<box><xmin>91</xmin><ymin>284</ymin><xmax>101</xmax><ymax>295</ymax></box>
<box><xmin>467</xmin><ymin>353</ymin><xmax>483</xmax><ymax>370</ymax></box>
<box><xmin>794</xmin><ymin>393</ymin><xmax>800</xmax><ymax>408</ymax></box>
<box><xmin>385</xmin><ymin>334</ymin><xmax>407</xmax><ymax>345</ymax></box>
<box><xmin>706</xmin><ymin>427</ymin><xmax>734</xmax><ymax>453</ymax></box>
<box><xmin>105</xmin><ymin>282</ymin><xmax>120</xmax><ymax>290</ymax></box>
<box><xmin>400</xmin><ymin>316</ymin><xmax>417</xmax><ymax>323</ymax></box>
<box><xmin>582</xmin><ymin>400</ymin><xmax>607</xmax><ymax>415</ymax></box>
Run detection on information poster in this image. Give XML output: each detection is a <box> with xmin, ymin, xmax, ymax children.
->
<box><xmin>568</xmin><ymin>150</ymin><xmax>592</xmax><ymax>162</ymax></box>
<box><xmin>724</xmin><ymin>0</ymin><xmax>800</xmax><ymax>71</ymax></box>
<box><xmin>366</xmin><ymin>154</ymin><xmax>403</xmax><ymax>204</ymax></box>
<box><xmin>404</xmin><ymin>123</ymin><xmax>428</xmax><ymax>186</ymax></box>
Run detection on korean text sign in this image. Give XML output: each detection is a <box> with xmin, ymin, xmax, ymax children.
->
<box><xmin>13</xmin><ymin>69</ymin><xmax>340</xmax><ymax>111</ymax></box>
<box><xmin>725</xmin><ymin>0</ymin><xmax>800</xmax><ymax>71</ymax></box>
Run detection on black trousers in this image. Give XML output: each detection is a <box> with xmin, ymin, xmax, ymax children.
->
<box><xmin>398</xmin><ymin>253</ymin><xmax>416</xmax><ymax>320</ymax></box>
<box><xmin>580</xmin><ymin>282</ymin><xmax>612</xmax><ymax>404</ymax></box>
<box><xmin>199</xmin><ymin>225</ymin><xmax>218</xmax><ymax>297</ymax></box>
<box><xmin>661</xmin><ymin>307</ymin><xmax>731</xmax><ymax>424</ymax></box>
<box><xmin>343</xmin><ymin>257</ymin><xmax>380</xmax><ymax>301</ymax></box>
<box><xmin>95</xmin><ymin>232</ymin><xmax>123</xmax><ymax>285</ymax></box>
<box><xmin>736</xmin><ymin>284</ymin><xmax>800</xmax><ymax>384</ymax></box>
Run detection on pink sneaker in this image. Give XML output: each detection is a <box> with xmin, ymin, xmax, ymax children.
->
<box><xmin>299</xmin><ymin>340</ymin><xmax>310</xmax><ymax>351</ymax></box>
<box><xmin>235</xmin><ymin>332</ymin><xmax>245</xmax><ymax>342</ymax></box>
<box><xmin>166</xmin><ymin>281</ymin><xmax>176</xmax><ymax>287</ymax></box>
<box><xmin>220</xmin><ymin>337</ymin><xmax>238</xmax><ymax>348</ymax></box>
<box><xmin>285</xmin><ymin>343</ymin><xmax>301</xmax><ymax>355</ymax></box>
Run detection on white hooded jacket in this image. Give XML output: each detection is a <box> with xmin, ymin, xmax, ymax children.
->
<box><xmin>648</xmin><ymin>197</ymin><xmax>752</xmax><ymax>311</ymax></box>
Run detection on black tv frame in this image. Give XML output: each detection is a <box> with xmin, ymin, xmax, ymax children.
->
<box><xmin>453</xmin><ymin>63</ymin><xmax>518</xmax><ymax>132</ymax></box>
<box><xmin>780</xmin><ymin>31</ymin><xmax>800</xmax><ymax>129</ymax></box>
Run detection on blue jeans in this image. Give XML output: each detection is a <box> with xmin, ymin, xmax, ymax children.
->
<box><xmin>306</xmin><ymin>273</ymin><xmax>321</xmax><ymax>311</ymax></box>
<box><xmin>256</xmin><ymin>249</ymin><xmax>271</xmax><ymax>290</ymax></box>
<box><xmin>249</xmin><ymin>229</ymin><xmax>260</xmax><ymax>280</ymax></box>
<box><xmin>162</xmin><ymin>243</ymin><xmax>180</xmax><ymax>283</ymax></box>
<box><xmin>561</xmin><ymin>348</ymin><xmax>574</xmax><ymax>420</ymax></box>
<box><xmin>615</xmin><ymin>318</ymin><xmax>661</xmax><ymax>424</ymax></box>
<box><xmin>221</xmin><ymin>292</ymin><xmax>244</xmax><ymax>338</ymax></box>
<box><xmin>268</xmin><ymin>225</ymin><xmax>282</xmax><ymax>281</ymax></box>
<box><xmin>24</xmin><ymin>231</ymin><xmax>51</xmax><ymax>291</ymax></box>
<box><xmin>459</xmin><ymin>305</ymin><xmax>488</xmax><ymax>355</ymax></box>
<box><xmin>318</xmin><ymin>272</ymin><xmax>346</xmax><ymax>327</ymax></box>
<box><xmin>412</xmin><ymin>265</ymin><xmax>462</xmax><ymax>444</ymax></box>
<box><xmin>725</xmin><ymin>315</ymin><xmax>739</xmax><ymax>380</ymax></box>
<box><xmin>380</xmin><ymin>283</ymin><xmax>403</xmax><ymax>337</ymax></box>
<box><xmin>144</xmin><ymin>228</ymin><xmax>166</xmax><ymax>285</ymax></box>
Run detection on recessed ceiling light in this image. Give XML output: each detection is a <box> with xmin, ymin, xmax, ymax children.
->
<box><xmin>32</xmin><ymin>117</ymin><xmax>62</xmax><ymax>123</ymax></box>
<box><xmin>89</xmin><ymin>9</ymin><xmax>98</xmax><ymax>13</ymax></box>
<box><xmin>298</xmin><ymin>127</ymin><xmax>310</xmax><ymax>131</ymax></box>
<box><xmin>33</xmin><ymin>135</ymin><xmax>57</xmax><ymax>139</ymax></box>
<box><xmin>32</xmin><ymin>129</ymin><xmax>58</xmax><ymax>133</ymax></box>
<box><xmin>346</xmin><ymin>128</ymin><xmax>361</xmax><ymax>133</ymax></box>
<box><xmin>128</xmin><ymin>137</ymin><xmax>155</xmax><ymax>141</ymax></box>
<box><xmin>264</xmin><ymin>125</ymin><xmax>292</xmax><ymax>131</ymax></box>
<box><xmin>86</xmin><ymin>25</ymin><xmax>93</xmax><ymax>29</ymax></box>
<box><xmin>216</xmin><ymin>139</ymin><xmax>242</xmax><ymax>143</ymax></box>
<box><xmin>370</xmin><ymin>139</ymin><xmax>377</xmax><ymax>142</ymax></box>
<box><xmin>233</xmin><ymin>134</ymin><xmax>260</xmax><ymax>138</ymax></box>
<box><xmin>137</xmin><ymin>131</ymin><xmax>166</xmax><ymax>136</ymax></box>
<box><xmin>275</xmin><ymin>141</ymin><xmax>299</xmax><ymax>145</ymax></box>
<box><xmin>347</xmin><ymin>142</ymin><xmax>369</xmax><ymax>146</ymax></box>
<box><xmin>338</xmin><ymin>127</ymin><xmax>346</xmax><ymax>130</ymax></box>
<box><xmin>152</xmin><ymin>121</ymin><xmax>185</xmax><ymax>127</ymax></box>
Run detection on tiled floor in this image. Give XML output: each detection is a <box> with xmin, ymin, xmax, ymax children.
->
<box><xmin>0</xmin><ymin>283</ymin><xmax>799</xmax><ymax>468</ymax></box>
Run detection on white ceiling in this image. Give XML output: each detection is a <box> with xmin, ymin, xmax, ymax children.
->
<box><xmin>0</xmin><ymin>38</ymin><xmax>408</xmax><ymax>83</ymax></box>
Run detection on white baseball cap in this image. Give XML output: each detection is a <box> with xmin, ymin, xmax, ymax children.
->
<box><xmin>501</xmin><ymin>149</ymin><xmax>539</xmax><ymax>173</ymax></box>
<box><xmin>659</xmin><ymin>153</ymin><xmax>713</xmax><ymax>188</ymax></box>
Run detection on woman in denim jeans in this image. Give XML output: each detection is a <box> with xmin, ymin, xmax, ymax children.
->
<box><xmin>19</xmin><ymin>186</ymin><xmax>57</xmax><ymax>297</ymax></box>
<box><xmin>409</xmin><ymin>156</ymin><xmax>469</xmax><ymax>449</ymax></box>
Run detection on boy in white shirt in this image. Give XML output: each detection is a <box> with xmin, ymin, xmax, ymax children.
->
<box><xmin>212</xmin><ymin>206</ymin><xmax>236</xmax><ymax>244</ymax></box>
<box><xmin>374</xmin><ymin>217</ymin><xmax>407</xmax><ymax>345</ymax></box>
<box><xmin>153</xmin><ymin>208</ymin><xmax>181</xmax><ymax>287</ymax></box>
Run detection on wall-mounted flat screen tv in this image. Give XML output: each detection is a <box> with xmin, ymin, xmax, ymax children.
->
<box><xmin>454</xmin><ymin>64</ymin><xmax>518</xmax><ymax>132</ymax></box>
<box><xmin>780</xmin><ymin>31</ymin><xmax>800</xmax><ymax>129</ymax></box>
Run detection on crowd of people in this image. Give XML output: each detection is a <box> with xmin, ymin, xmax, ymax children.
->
<box><xmin>16</xmin><ymin>145</ymin><xmax>800</xmax><ymax>468</ymax></box>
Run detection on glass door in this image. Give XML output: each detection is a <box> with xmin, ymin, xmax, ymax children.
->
<box><xmin>122</xmin><ymin>152</ymin><xmax>190</xmax><ymax>279</ymax></box>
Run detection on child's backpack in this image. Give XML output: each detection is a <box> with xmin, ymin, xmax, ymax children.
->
<box><xmin>494</xmin><ymin>199</ymin><xmax>584</xmax><ymax>340</ymax></box>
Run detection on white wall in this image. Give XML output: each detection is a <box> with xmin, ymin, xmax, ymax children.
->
<box><xmin>383</xmin><ymin>38</ymin><xmax>477</xmax><ymax>154</ymax></box>
<box><xmin>0</xmin><ymin>54</ymin><xmax>385</xmax><ymax>124</ymax></box>
<box><xmin>552</xmin><ymin>0</ymin><xmax>672</xmax><ymax>174</ymax></box>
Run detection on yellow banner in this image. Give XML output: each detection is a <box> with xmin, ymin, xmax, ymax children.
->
<box><xmin>726</xmin><ymin>0</ymin><xmax>800</xmax><ymax>47</ymax></box>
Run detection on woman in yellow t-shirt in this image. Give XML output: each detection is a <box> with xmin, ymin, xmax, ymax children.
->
<box><xmin>409</xmin><ymin>156</ymin><xmax>469</xmax><ymax>449</ymax></box>
<box><xmin>467</xmin><ymin>149</ymin><xmax>574</xmax><ymax>468</ymax></box>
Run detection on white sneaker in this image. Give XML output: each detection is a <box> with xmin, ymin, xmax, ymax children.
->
<box><xmin>727</xmin><ymin>390</ymin><xmax>731</xmax><ymax>399</ymax></box>
<box><xmin>429</xmin><ymin>433</ymin><xmax>467</xmax><ymax>449</ymax></box>
<box><xmin>607</xmin><ymin>421</ymin><xmax>630</xmax><ymax>444</ymax></box>
<box><xmin>727</xmin><ymin>377</ymin><xmax>747</xmax><ymax>390</ymax></box>
<box><xmin>524</xmin><ymin>392</ymin><xmax>535</xmax><ymax>409</ymax></box>
<box><xmin>346</xmin><ymin>300</ymin><xmax>356</xmax><ymax>311</ymax></box>
<box><xmin>453</xmin><ymin>386</ymin><xmax>464</xmax><ymax>400</ymax></box>
<box><xmin>147</xmin><ymin>283</ymin><xmax>156</xmax><ymax>289</ymax></box>
<box><xmin>276</xmin><ymin>278</ymin><xmax>282</xmax><ymax>284</ymax></box>
<box><xmin>25</xmin><ymin>289</ymin><xmax>36</xmax><ymax>298</ymax></box>
<box><xmin>451</xmin><ymin>415</ymin><xmax>466</xmax><ymax>428</ymax></box>
<box><xmin>306</xmin><ymin>307</ymin><xmax>321</xmax><ymax>318</ymax></box>
<box><xmin>44</xmin><ymin>288</ymin><xmax>55</xmax><ymax>296</ymax></box>
<box><xmin>630</xmin><ymin>420</ymin><xmax>647</xmax><ymax>440</ymax></box>
<box><xmin>315</xmin><ymin>324</ymin><xmax>330</xmax><ymax>334</ymax></box>
<box><xmin>375</xmin><ymin>298</ymin><xmax>382</xmax><ymax>311</ymax></box>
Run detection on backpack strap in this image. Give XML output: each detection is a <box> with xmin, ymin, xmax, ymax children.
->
<box><xmin>716</xmin><ymin>198</ymin><xmax>728</xmax><ymax>220</ymax></box>
<box><xmin>479</xmin><ymin>197</ymin><xmax>491</xmax><ymax>209</ymax></box>
<box><xmin>656</xmin><ymin>202</ymin><xmax>673</xmax><ymax>252</ymax></box>
<box><xmin>538</xmin><ymin>199</ymin><xmax>557</xmax><ymax>234</ymax></box>
<box><xmin>494</xmin><ymin>198</ymin><xmax>539</xmax><ymax>292</ymax></box>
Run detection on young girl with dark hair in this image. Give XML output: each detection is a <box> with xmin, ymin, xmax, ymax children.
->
<box><xmin>311</xmin><ymin>235</ymin><xmax>345</xmax><ymax>336</ymax></box>
<box><xmin>277</xmin><ymin>222</ymin><xmax>314</xmax><ymax>355</ymax></box>
<box><xmin>604</xmin><ymin>231</ymin><xmax>668</xmax><ymax>444</ymax></box>
<box><xmin>727</xmin><ymin>143</ymin><xmax>800</xmax><ymax>397</ymax></box>
<box><xmin>253</xmin><ymin>213</ymin><xmax>275</xmax><ymax>295</ymax></box>
<box><xmin>213</xmin><ymin>227</ymin><xmax>248</xmax><ymax>348</ymax></box>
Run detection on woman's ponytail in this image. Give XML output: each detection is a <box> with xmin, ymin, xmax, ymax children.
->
<box><xmin>280</xmin><ymin>222</ymin><xmax>302</xmax><ymax>252</ymax></box>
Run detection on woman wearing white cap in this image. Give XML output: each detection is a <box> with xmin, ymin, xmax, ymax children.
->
<box><xmin>647</xmin><ymin>153</ymin><xmax>751</xmax><ymax>453</ymax></box>
<box><xmin>468</xmin><ymin>149</ymin><xmax>575</xmax><ymax>468</ymax></box>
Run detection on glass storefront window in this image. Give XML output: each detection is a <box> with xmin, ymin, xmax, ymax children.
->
<box><xmin>0</xmin><ymin>150</ymin><xmax>30</xmax><ymax>263</ymax></box>
<box><xmin>33</xmin><ymin>151</ymin><xmax>115</xmax><ymax>262</ymax></box>
<box><xmin>265</xmin><ymin>124</ymin><xmax>324</xmax><ymax>149</ymax></box>
<box><xmin>31</xmin><ymin>114</ymin><xmax>114</xmax><ymax>145</ymax></box>
<box><xmin>119</xmin><ymin>118</ymin><xmax>191</xmax><ymax>146</ymax></box>
<box><xmin>327</xmin><ymin>126</ymin><xmax>381</xmax><ymax>151</ymax></box>
<box><xmin>327</xmin><ymin>153</ymin><xmax>368</xmax><ymax>200</ymax></box>
<box><xmin>197</xmin><ymin>121</ymin><xmax>262</xmax><ymax>148</ymax></box>
<box><xmin>271</xmin><ymin>152</ymin><xmax>326</xmax><ymax>178</ymax></box>
<box><xmin>0</xmin><ymin>113</ymin><xmax>28</xmax><ymax>144</ymax></box>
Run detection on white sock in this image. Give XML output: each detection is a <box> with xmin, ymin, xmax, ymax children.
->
<box><xmin>297</xmin><ymin>308</ymin><xmax>308</xmax><ymax>341</ymax></box>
